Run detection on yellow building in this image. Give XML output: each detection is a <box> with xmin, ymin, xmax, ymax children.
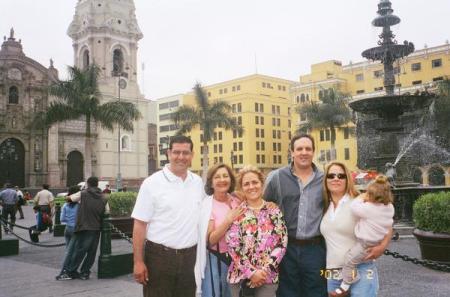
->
<box><xmin>293</xmin><ymin>43</ymin><xmax>450</xmax><ymax>180</ymax></box>
<box><xmin>167</xmin><ymin>74</ymin><xmax>296</xmax><ymax>175</ymax></box>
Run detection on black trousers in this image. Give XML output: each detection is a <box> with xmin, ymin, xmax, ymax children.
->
<box><xmin>143</xmin><ymin>241</ymin><xmax>196</xmax><ymax>297</ymax></box>
<box><xmin>2</xmin><ymin>204</ymin><xmax>16</xmax><ymax>231</ymax></box>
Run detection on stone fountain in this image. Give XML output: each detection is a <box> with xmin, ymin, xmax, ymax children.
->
<box><xmin>349</xmin><ymin>0</ymin><xmax>437</xmax><ymax>184</ymax></box>
<box><xmin>349</xmin><ymin>0</ymin><xmax>449</xmax><ymax>224</ymax></box>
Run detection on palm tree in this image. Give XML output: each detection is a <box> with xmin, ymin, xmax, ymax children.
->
<box><xmin>173</xmin><ymin>83</ymin><xmax>244</xmax><ymax>180</ymax></box>
<box><xmin>35</xmin><ymin>64</ymin><xmax>141</xmax><ymax>179</ymax></box>
<box><xmin>296</xmin><ymin>88</ymin><xmax>352</xmax><ymax>160</ymax></box>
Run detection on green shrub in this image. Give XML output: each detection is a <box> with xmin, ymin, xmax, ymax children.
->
<box><xmin>413</xmin><ymin>191</ymin><xmax>450</xmax><ymax>233</ymax></box>
<box><xmin>54</xmin><ymin>197</ymin><xmax>67</xmax><ymax>206</ymax></box>
<box><xmin>107</xmin><ymin>192</ymin><xmax>138</xmax><ymax>217</ymax></box>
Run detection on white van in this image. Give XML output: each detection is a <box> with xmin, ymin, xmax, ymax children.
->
<box><xmin>77</xmin><ymin>181</ymin><xmax>111</xmax><ymax>192</ymax></box>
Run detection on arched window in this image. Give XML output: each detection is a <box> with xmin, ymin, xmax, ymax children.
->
<box><xmin>428</xmin><ymin>166</ymin><xmax>445</xmax><ymax>186</ymax></box>
<box><xmin>82</xmin><ymin>50</ymin><xmax>90</xmax><ymax>69</ymax></box>
<box><xmin>113</xmin><ymin>49</ymin><xmax>124</xmax><ymax>75</ymax></box>
<box><xmin>306</xmin><ymin>94</ymin><xmax>310</xmax><ymax>101</ymax></box>
<box><xmin>121</xmin><ymin>135</ymin><xmax>131</xmax><ymax>151</ymax></box>
<box><xmin>300</xmin><ymin>94</ymin><xmax>305</xmax><ymax>103</ymax></box>
<box><xmin>412</xmin><ymin>168</ymin><xmax>423</xmax><ymax>184</ymax></box>
<box><xmin>9</xmin><ymin>86</ymin><xmax>19</xmax><ymax>104</ymax></box>
<box><xmin>318</xmin><ymin>90</ymin><xmax>323</xmax><ymax>100</ymax></box>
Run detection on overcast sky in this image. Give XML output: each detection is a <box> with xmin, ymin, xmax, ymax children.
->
<box><xmin>1</xmin><ymin>0</ymin><xmax>449</xmax><ymax>100</ymax></box>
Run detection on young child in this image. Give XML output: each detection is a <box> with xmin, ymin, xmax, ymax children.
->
<box><xmin>60</xmin><ymin>186</ymin><xmax>80</xmax><ymax>246</ymax></box>
<box><xmin>330</xmin><ymin>175</ymin><xmax>395</xmax><ymax>297</ymax></box>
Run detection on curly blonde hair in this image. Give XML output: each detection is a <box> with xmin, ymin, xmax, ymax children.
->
<box><xmin>366</xmin><ymin>175</ymin><xmax>393</xmax><ymax>205</ymax></box>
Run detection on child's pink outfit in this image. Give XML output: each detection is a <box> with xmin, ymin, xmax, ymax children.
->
<box><xmin>341</xmin><ymin>196</ymin><xmax>394</xmax><ymax>285</ymax></box>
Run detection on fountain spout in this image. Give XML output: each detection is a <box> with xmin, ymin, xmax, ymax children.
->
<box><xmin>385</xmin><ymin>162</ymin><xmax>396</xmax><ymax>185</ymax></box>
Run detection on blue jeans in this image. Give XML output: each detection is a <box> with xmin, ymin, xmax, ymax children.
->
<box><xmin>202</xmin><ymin>251</ymin><xmax>231</xmax><ymax>297</ymax></box>
<box><xmin>277</xmin><ymin>242</ymin><xmax>327</xmax><ymax>297</ymax></box>
<box><xmin>327</xmin><ymin>261</ymin><xmax>379</xmax><ymax>297</ymax></box>
<box><xmin>63</xmin><ymin>230</ymin><xmax>101</xmax><ymax>276</ymax></box>
<box><xmin>64</xmin><ymin>225</ymin><xmax>75</xmax><ymax>247</ymax></box>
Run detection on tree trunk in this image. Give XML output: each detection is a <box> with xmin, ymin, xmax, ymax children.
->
<box><xmin>84</xmin><ymin>115</ymin><xmax>92</xmax><ymax>179</ymax></box>
<box><xmin>201</xmin><ymin>141</ymin><xmax>208</xmax><ymax>182</ymax></box>
<box><xmin>330</xmin><ymin>127</ymin><xmax>336</xmax><ymax>160</ymax></box>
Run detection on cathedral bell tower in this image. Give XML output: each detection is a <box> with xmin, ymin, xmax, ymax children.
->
<box><xmin>68</xmin><ymin>0</ymin><xmax>143</xmax><ymax>91</ymax></box>
<box><xmin>67</xmin><ymin>0</ymin><xmax>148</xmax><ymax>187</ymax></box>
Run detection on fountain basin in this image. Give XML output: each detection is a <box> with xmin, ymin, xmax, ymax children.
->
<box><xmin>349</xmin><ymin>94</ymin><xmax>435</xmax><ymax>118</ymax></box>
<box><xmin>362</xmin><ymin>43</ymin><xmax>414</xmax><ymax>61</ymax></box>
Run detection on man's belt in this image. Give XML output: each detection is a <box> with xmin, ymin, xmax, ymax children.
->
<box><xmin>288</xmin><ymin>235</ymin><xmax>323</xmax><ymax>246</ymax></box>
<box><xmin>146</xmin><ymin>240</ymin><xmax>196</xmax><ymax>255</ymax></box>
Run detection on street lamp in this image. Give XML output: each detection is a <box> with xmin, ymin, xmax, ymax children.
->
<box><xmin>230</xmin><ymin>151</ymin><xmax>235</xmax><ymax>169</ymax></box>
<box><xmin>115</xmin><ymin>73</ymin><xmax>127</xmax><ymax>191</ymax></box>
<box><xmin>158</xmin><ymin>135</ymin><xmax>170</xmax><ymax>167</ymax></box>
<box><xmin>0</xmin><ymin>139</ymin><xmax>19</xmax><ymax>183</ymax></box>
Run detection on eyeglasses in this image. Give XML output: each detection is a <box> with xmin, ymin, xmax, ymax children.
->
<box><xmin>170</xmin><ymin>150</ymin><xmax>192</xmax><ymax>156</ymax></box>
<box><xmin>326</xmin><ymin>173</ymin><xmax>347</xmax><ymax>180</ymax></box>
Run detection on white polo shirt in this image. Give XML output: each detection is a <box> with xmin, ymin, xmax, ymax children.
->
<box><xmin>131</xmin><ymin>165</ymin><xmax>204</xmax><ymax>249</ymax></box>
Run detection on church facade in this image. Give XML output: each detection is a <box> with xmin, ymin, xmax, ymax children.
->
<box><xmin>0</xmin><ymin>0</ymin><xmax>149</xmax><ymax>188</ymax></box>
<box><xmin>0</xmin><ymin>29</ymin><xmax>60</xmax><ymax>188</ymax></box>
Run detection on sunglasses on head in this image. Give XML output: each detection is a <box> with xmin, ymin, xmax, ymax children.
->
<box><xmin>326</xmin><ymin>173</ymin><xmax>347</xmax><ymax>180</ymax></box>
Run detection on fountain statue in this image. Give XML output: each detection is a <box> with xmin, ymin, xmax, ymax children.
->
<box><xmin>385</xmin><ymin>162</ymin><xmax>396</xmax><ymax>185</ymax></box>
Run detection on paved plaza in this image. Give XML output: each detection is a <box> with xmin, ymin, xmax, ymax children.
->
<box><xmin>0</xmin><ymin>205</ymin><xmax>449</xmax><ymax>297</ymax></box>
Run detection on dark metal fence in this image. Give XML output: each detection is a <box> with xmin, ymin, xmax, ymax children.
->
<box><xmin>392</xmin><ymin>186</ymin><xmax>450</xmax><ymax>222</ymax></box>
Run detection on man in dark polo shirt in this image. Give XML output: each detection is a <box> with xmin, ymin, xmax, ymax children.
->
<box><xmin>264</xmin><ymin>134</ymin><xmax>327</xmax><ymax>297</ymax></box>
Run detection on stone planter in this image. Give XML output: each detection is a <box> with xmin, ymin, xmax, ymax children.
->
<box><xmin>110</xmin><ymin>217</ymin><xmax>133</xmax><ymax>239</ymax></box>
<box><xmin>413</xmin><ymin>228</ymin><xmax>450</xmax><ymax>264</ymax></box>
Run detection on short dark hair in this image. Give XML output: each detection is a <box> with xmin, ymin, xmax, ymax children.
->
<box><xmin>290</xmin><ymin>133</ymin><xmax>315</xmax><ymax>152</ymax></box>
<box><xmin>5</xmin><ymin>183</ymin><xmax>13</xmax><ymax>188</ymax></box>
<box><xmin>42</xmin><ymin>184</ymin><xmax>50</xmax><ymax>190</ymax></box>
<box><xmin>87</xmin><ymin>176</ymin><xmax>99</xmax><ymax>188</ymax></box>
<box><xmin>204</xmin><ymin>163</ymin><xmax>236</xmax><ymax>195</ymax></box>
<box><xmin>169</xmin><ymin>135</ymin><xmax>193</xmax><ymax>151</ymax></box>
<box><xmin>68</xmin><ymin>185</ymin><xmax>81</xmax><ymax>196</ymax></box>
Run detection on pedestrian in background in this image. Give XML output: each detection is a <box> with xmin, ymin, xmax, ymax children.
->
<box><xmin>0</xmin><ymin>183</ymin><xmax>18</xmax><ymax>233</ymax></box>
<box><xmin>60</xmin><ymin>185</ymin><xmax>81</xmax><ymax>246</ymax></box>
<box><xmin>34</xmin><ymin>184</ymin><xmax>54</xmax><ymax>233</ymax></box>
<box><xmin>15</xmin><ymin>186</ymin><xmax>25</xmax><ymax>219</ymax></box>
<box><xmin>56</xmin><ymin>177</ymin><xmax>107</xmax><ymax>281</ymax></box>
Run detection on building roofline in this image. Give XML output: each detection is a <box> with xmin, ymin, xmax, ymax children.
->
<box><xmin>342</xmin><ymin>43</ymin><xmax>450</xmax><ymax>71</ymax></box>
<box><xmin>200</xmin><ymin>73</ymin><xmax>297</xmax><ymax>89</ymax></box>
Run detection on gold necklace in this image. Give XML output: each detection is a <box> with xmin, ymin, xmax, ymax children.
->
<box><xmin>248</xmin><ymin>200</ymin><xmax>265</xmax><ymax>210</ymax></box>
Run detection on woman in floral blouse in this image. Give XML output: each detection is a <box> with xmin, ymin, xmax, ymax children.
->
<box><xmin>226</xmin><ymin>165</ymin><xmax>288</xmax><ymax>297</ymax></box>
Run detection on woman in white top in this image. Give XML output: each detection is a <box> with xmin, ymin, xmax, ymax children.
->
<box><xmin>319</xmin><ymin>162</ymin><xmax>392</xmax><ymax>297</ymax></box>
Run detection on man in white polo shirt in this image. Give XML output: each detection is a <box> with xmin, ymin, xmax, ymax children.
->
<box><xmin>132</xmin><ymin>135</ymin><xmax>204</xmax><ymax>297</ymax></box>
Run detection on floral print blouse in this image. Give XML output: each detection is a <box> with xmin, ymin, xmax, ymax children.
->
<box><xmin>226</xmin><ymin>201</ymin><xmax>288</xmax><ymax>284</ymax></box>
